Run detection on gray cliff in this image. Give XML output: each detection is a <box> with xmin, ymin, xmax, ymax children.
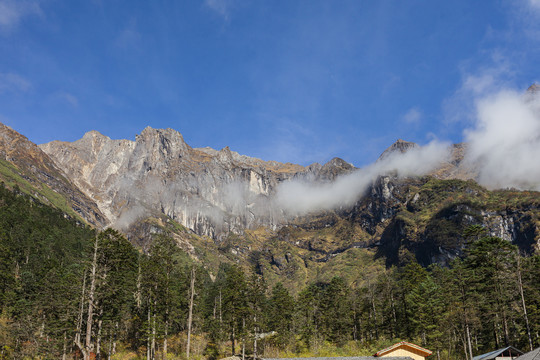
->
<box><xmin>40</xmin><ymin>127</ymin><xmax>353</xmax><ymax>238</ymax></box>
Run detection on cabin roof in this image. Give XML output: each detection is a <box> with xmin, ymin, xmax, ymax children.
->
<box><xmin>516</xmin><ymin>347</ymin><xmax>540</xmax><ymax>360</ymax></box>
<box><xmin>374</xmin><ymin>341</ymin><xmax>433</xmax><ymax>357</ymax></box>
<box><xmin>472</xmin><ymin>346</ymin><xmax>524</xmax><ymax>360</ymax></box>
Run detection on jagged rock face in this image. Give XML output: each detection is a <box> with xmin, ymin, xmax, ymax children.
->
<box><xmin>366</xmin><ymin>176</ymin><xmax>540</xmax><ymax>266</ymax></box>
<box><xmin>40</xmin><ymin>127</ymin><xmax>354</xmax><ymax>238</ymax></box>
<box><xmin>0</xmin><ymin>122</ymin><xmax>106</xmax><ymax>227</ymax></box>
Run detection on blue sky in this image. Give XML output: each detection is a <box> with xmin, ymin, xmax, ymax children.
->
<box><xmin>1</xmin><ymin>0</ymin><xmax>540</xmax><ymax>167</ymax></box>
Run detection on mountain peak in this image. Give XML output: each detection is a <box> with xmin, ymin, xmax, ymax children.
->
<box><xmin>139</xmin><ymin>126</ymin><xmax>185</xmax><ymax>141</ymax></box>
<box><xmin>317</xmin><ymin>157</ymin><xmax>355</xmax><ymax>180</ymax></box>
<box><xmin>322</xmin><ymin>157</ymin><xmax>354</xmax><ymax>170</ymax></box>
<box><xmin>82</xmin><ymin>130</ymin><xmax>108</xmax><ymax>140</ymax></box>
<box><xmin>135</xmin><ymin>127</ymin><xmax>191</xmax><ymax>159</ymax></box>
<box><xmin>378</xmin><ymin>139</ymin><xmax>419</xmax><ymax>161</ymax></box>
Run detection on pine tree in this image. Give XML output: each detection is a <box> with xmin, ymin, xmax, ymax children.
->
<box><xmin>267</xmin><ymin>282</ymin><xmax>294</xmax><ymax>348</ymax></box>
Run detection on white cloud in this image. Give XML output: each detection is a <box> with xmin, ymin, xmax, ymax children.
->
<box><xmin>0</xmin><ymin>0</ymin><xmax>41</xmax><ymax>33</ymax></box>
<box><xmin>463</xmin><ymin>88</ymin><xmax>540</xmax><ymax>191</ymax></box>
<box><xmin>274</xmin><ymin>140</ymin><xmax>451</xmax><ymax>215</ymax></box>
<box><xmin>443</xmin><ymin>55</ymin><xmax>515</xmax><ymax>128</ymax></box>
<box><xmin>402</xmin><ymin>107</ymin><xmax>422</xmax><ymax>124</ymax></box>
<box><xmin>204</xmin><ymin>0</ymin><xmax>234</xmax><ymax>20</ymax></box>
<box><xmin>0</xmin><ymin>72</ymin><xmax>32</xmax><ymax>93</ymax></box>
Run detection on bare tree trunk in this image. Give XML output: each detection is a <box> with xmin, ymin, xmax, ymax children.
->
<box><xmin>84</xmin><ymin>235</ymin><xmax>99</xmax><ymax>360</ymax></box>
<box><xmin>147</xmin><ymin>307</ymin><xmax>151</xmax><ymax>360</ymax></box>
<box><xmin>112</xmin><ymin>322</ymin><xmax>118</xmax><ymax>358</ymax></box>
<box><xmin>466</xmin><ymin>322</ymin><xmax>473</xmax><ymax>360</ymax></box>
<box><xmin>186</xmin><ymin>266</ymin><xmax>196</xmax><ymax>359</ymax></box>
<box><xmin>242</xmin><ymin>318</ymin><xmax>245</xmax><ymax>360</ymax></box>
<box><xmin>96</xmin><ymin>318</ymin><xmax>103</xmax><ymax>359</ymax></box>
<box><xmin>231</xmin><ymin>320</ymin><xmax>236</xmax><ymax>356</ymax></box>
<box><xmin>517</xmin><ymin>254</ymin><xmax>534</xmax><ymax>351</ymax></box>
<box><xmin>136</xmin><ymin>257</ymin><xmax>142</xmax><ymax>310</ymax></box>
<box><xmin>502</xmin><ymin>311</ymin><xmax>510</xmax><ymax>346</ymax></box>
<box><xmin>459</xmin><ymin>277</ymin><xmax>473</xmax><ymax>360</ymax></box>
<box><xmin>62</xmin><ymin>331</ymin><xmax>67</xmax><ymax>360</ymax></box>
<box><xmin>390</xmin><ymin>291</ymin><xmax>397</xmax><ymax>336</ymax></box>
<box><xmin>40</xmin><ymin>316</ymin><xmax>45</xmax><ymax>338</ymax></box>
<box><xmin>152</xmin><ymin>308</ymin><xmax>156</xmax><ymax>360</ymax></box>
<box><xmin>164</xmin><ymin>317</ymin><xmax>168</xmax><ymax>359</ymax></box>
<box><xmin>448</xmin><ymin>330</ymin><xmax>453</xmax><ymax>360</ymax></box>
<box><xmin>253</xmin><ymin>315</ymin><xmax>258</xmax><ymax>360</ymax></box>
<box><xmin>107</xmin><ymin>331</ymin><xmax>113</xmax><ymax>360</ymax></box>
<box><xmin>462</xmin><ymin>330</ymin><xmax>469</xmax><ymax>360</ymax></box>
<box><xmin>368</xmin><ymin>281</ymin><xmax>379</xmax><ymax>339</ymax></box>
<box><xmin>352</xmin><ymin>308</ymin><xmax>357</xmax><ymax>341</ymax></box>
<box><xmin>75</xmin><ymin>270</ymin><xmax>87</xmax><ymax>353</ymax></box>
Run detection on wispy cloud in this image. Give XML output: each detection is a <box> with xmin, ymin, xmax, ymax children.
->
<box><xmin>402</xmin><ymin>107</ymin><xmax>422</xmax><ymax>124</ymax></box>
<box><xmin>115</xmin><ymin>18</ymin><xmax>141</xmax><ymax>50</ymax></box>
<box><xmin>0</xmin><ymin>0</ymin><xmax>42</xmax><ymax>33</ymax></box>
<box><xmin>274</xmin><ymin>140</ymin><xmax>451</xmax><ymax>215</ymax></box>
<box><xmin>53</xmin><ymin>91</ymin><xmax>79</xmax><ymax>107</ymax></box>
<box><xmin>204</xmin><ymin>0</ymin><xmax>235</xmax><ymax>20</ymax></box>
<box><xmin>0</xmin><ymin>72</ymin><xmax>32</xmax><ymax>93</ymax></box>
<box><xmin>527</xmin><ymin>0</ymin><xmax>540</xmax><ymax>10</ymax></box>
<box><xmin>443</xmin><ymin>55</ymin><xmax>515</xmax><ymax>128</ymax></box>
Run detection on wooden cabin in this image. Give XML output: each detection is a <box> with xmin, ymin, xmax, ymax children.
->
<box><xmin>261</xmin><ymin>341</ymin><xmax>431</xmax><ymax>360</ymax></box>
<box><xmin>374</xmin><ymin>341</ymin><xmax>433</xmax><ymax>360</ymax></box>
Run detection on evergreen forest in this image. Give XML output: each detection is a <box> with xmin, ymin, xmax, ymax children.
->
<box><xmin>0</xmin><ymin>184</ymin><xmax>539</xmax><ymax>360</ymax></box>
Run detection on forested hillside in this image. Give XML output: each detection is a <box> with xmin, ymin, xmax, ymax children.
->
<box><xmin>1</xmin><ymin>183</ymin><xmax>539</xmax><ymax>360</ymax></box>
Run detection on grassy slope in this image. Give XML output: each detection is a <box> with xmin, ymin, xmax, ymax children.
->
<box><xmin>0</xmin><ymin>158</ymin><xmax>83</xmax><ymax>221</ymax></box>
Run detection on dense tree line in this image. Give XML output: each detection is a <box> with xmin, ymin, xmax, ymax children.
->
<box><xmin>0</xmin><ymin>184</ymin><xmax>539</xmax><ymax>359</ymax></box>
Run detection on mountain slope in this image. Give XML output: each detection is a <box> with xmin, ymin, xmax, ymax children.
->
<box><xmin>0</xmin><ymin>122</ymin><xmax>106</xmax><ymax>227</ymax></box>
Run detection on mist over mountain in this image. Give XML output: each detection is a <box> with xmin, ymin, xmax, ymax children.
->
<box><xmin>33</xmin><ymin>85</ymin><xmax>540</xmax><ymax>241</ymax></box>
<box><xmin>37</xmin><ymin>124</ymin><xmax>452</xmax><ymax>239</ymax></box>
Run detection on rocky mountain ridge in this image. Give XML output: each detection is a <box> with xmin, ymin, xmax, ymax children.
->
<box><xmin>40</xmin><ymin>126</ymin><xmax>357</xmax><ymax>238</ymax></box>
<box><xmin>40</xmin><ymin>126</ymin><xmax>478</xmax><ymax>238</ymax></box>
<box><xmin>39</xmin><ymin>125</ymin><xmax>538</xmax><ymax>260</ymax></box>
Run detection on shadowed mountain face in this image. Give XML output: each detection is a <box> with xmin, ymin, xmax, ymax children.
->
<box><xmin>40</xmin><ymin>127</ymin><xmax>355</xmax><ymax>238</ymax></box>
<box><xmin>0</xmin><ymin>123</ymin><xmax>106</xmax><ymax>227</ymax></box>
